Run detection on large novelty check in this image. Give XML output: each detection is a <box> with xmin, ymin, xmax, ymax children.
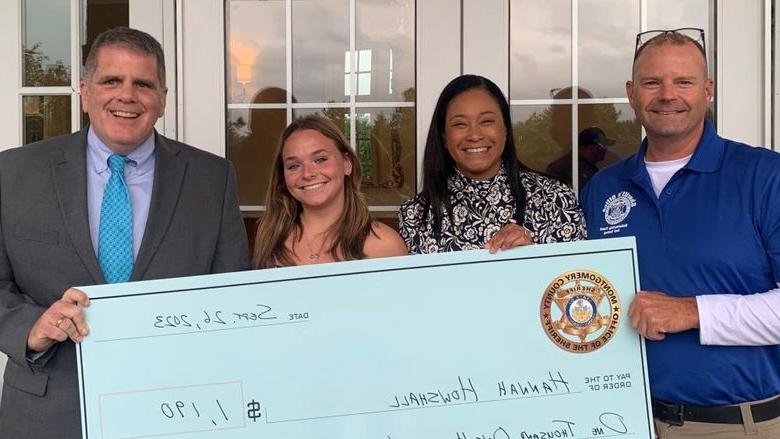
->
<box><xmin>77</xmin><ymin>237</ymin><xmax>653</xmax><ymax>439</ymax></box>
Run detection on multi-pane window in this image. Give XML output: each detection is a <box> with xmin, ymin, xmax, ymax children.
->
<box><xmin>510</xmin><ymin>0</ymin><xmax>714</xmax><ymax>193</ymax></box>
<box><xmin>225</xmin><ymin>0</ymin><xmax>416</xmax><ymax>216</ymax></box>
<box><xmin>20</xmin><ymin>0</ymin><xmax>129</xmax><ymax>145</ymax></box>
<box><xmin>21</xmin><ymin>0</ymin><xmax>73</xmax><ymax>143</ymax></box>
<box><xmin>348</xmin><ymin>50</ymin><xmax>373</xmax><ymax>96</ymax></box>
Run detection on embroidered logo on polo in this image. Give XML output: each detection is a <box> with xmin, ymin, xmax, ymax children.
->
<box><xmin>540</xmin><ymin>270</ymin><xmax>621</xmax><ymax>354</ymax></box>
<box><xmin>599</xmin><ymin>191</ymin><xmax>636</xmax><ymax>235</ymax></box>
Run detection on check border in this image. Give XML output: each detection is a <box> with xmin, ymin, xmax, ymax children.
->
<box><xmin>78</xmin><ymin>245</ymin><xmax>648</xmax><ymax>439</ymax></box>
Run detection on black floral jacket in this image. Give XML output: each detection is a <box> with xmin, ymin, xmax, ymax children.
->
<box><xmin>399</xmin><ymin>167</ymin><xmax>587</xmax><ymax>254</ymax></box>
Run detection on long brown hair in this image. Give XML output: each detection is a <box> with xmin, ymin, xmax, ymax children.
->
<box><xmin>252</xmin><ymin>115</ymin><xmax>373</xmax><ymax>268</ymax></box>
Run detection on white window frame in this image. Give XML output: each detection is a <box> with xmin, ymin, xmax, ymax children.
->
<box><xmin>10</xmin><ymin>0</ymin><xmax>82</xmax><ymax>148</ymax></box>
<box><xmin>221</xmin><ymin>0</ymin><xmax>416</xmax><ymax>213</ymax></box>
<box><xmin>178</xmin><ymin>0</ymin><xmax>771</xmax><ymax>198</ymax></box>
<box><xmin>0</xmin><ymin>0</ymin><xmax>176</xmax><ymax>151</ymax></box>
<box><xmin>180</xmin><ymin>0</ymin><xmax>462</xmax><ymax>203</ymax></box>
<box><xmin>506</xmin><ymin>0</ymin><xmax>637</xmax><ymax>195</ymax></box>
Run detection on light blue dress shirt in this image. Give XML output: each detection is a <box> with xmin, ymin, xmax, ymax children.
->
<box><xmin>86</xmin><ymin>127</ymin><xmax>156</xmax><ymax>261</ymax></box>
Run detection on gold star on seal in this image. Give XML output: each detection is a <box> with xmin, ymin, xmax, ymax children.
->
<box><xmin>552</xmin><ymin>280</ymin><xmax>609</xmax><ymax>342</ymax></box>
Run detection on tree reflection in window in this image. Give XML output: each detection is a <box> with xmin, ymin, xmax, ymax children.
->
<box><xmin>514</xmin><ymin>88</ymin><xmax>641</xmax><ymax>191</ymax></box>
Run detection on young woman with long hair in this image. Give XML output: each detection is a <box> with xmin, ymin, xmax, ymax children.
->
<box><xmin>253</xmin><ymin>115</ymin><xmax>407</xmax><ymax>268</ymax></box>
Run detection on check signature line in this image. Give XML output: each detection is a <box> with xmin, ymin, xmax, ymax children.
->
<box><xmin>267</xmin><ymin>390</ymin><xmax>582</xmax><ymax>424</ymax></box>
<box><xmin>94</xmin><ymin>320</ymin><xmax>308</xmax><ymax>343</ymax></box>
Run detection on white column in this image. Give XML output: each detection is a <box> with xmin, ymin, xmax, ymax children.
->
<box><xmin>0</xmin><ymin>1</ymin><xmax>21</xmax><ymax>150</ymax></box>
<box><xmin>717</xmin><ymin>0</ymin><xmax>767</xmax><ymax>147</ymax></box>
<box><xmin>462</xmin><ymin>0</ymin><xmax>509</xmax><ymax>97</ymax></box>
<box><xmin>177</xmin><ymin>0</ymin><xmax>226</xmax><ymax>157</ymax></box>
<box><xmin>130</xmin><ymin>0</ymin><xmax>177</xmax><ymax>139</ymax></box>
<box><xmin>0</xmin><ymin>0</ymin><xmax>20</xmax><ymax>393</ymax></box>
<box><xmin>416</xmin><ymin>0</ymin><xmax>462</xmax><ymax>190</ymax></box>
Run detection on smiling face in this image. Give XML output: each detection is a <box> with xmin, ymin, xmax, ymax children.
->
<box><xmin>627</xmin><ymin>42</ymin><xmax>713</xmax><ymax>153</ymax></box>
<box><xmin>443</xmin><ymin>87</ymin><xmax>507</xmax><ymax>180</ymax></box>
<box><xmin>80</xmin><ymin>45</ymin><xmax>167</xmax><ymax>155</ymax></box>
<box><xmin>282</xmin><ymin>129</ymin><xmax>353</xmax><ymax>211</ymax></box>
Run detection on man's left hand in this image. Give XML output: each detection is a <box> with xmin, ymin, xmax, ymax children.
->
<box><xmin>628</xmin><ymin>291</ymin><xmax>699</xmax><ymax>341</ymax></box>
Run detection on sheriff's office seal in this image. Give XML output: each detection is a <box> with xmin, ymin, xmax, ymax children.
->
<box><xmin>602</xmin><ymin>191</ymin><xmax>636</xmax><ymax>226</ymax></box>
<box><xmin>540</xmin><ymin>270</ymin><xmax>621</xmax><ymax>353</ymax></box>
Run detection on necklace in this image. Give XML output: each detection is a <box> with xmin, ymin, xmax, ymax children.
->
<box><xmin>301</xmin><ymin>233</ymin><xmax>327</xmax><ymax>262</ymax></box>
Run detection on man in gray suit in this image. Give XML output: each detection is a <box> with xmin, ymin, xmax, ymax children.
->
<box><xmin>0</xmin><ymin>27</ymin><xmax>250</xmax><ymax>437</ymax></box>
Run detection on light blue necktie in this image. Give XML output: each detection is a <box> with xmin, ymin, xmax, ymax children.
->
<box><xmin>98</xmin><ymin>154</ymin><xmax>133</xmax><ymax>283</ymax></box>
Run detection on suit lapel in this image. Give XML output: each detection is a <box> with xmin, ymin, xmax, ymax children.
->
<box><xmin>52</xmin><ymin>130</ymin><xmax>105</xmax><ymax>284</ymax></box>
<box><xmin>132</xmin><ymin>134</ymin><xmax>186</xmax><ymax>281</ymax></box>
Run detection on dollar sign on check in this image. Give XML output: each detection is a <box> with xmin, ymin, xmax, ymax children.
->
<box><xmin>247</xmin><ymin>399</ymin><xmax>262</xmax><ymax>422</ymax></box>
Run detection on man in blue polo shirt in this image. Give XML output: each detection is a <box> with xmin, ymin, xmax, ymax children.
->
<box><xmin>581</xmin><ymin>28</ymin><xmax>780</xmax><ymax>437</ymax></box>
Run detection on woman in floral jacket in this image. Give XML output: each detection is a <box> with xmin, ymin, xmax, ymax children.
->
<box><xmin>399</xmin><ymin>75</ymin><xmax>586</xmax><ymax>254</ymax></box>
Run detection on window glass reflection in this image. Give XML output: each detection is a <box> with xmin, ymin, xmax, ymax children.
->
<box><xmin>352</xmin><ymin>107</ymin><xmax>416</xmax><ymax>206</ymax></box>
<box><xmin>226</xmin><ymin>0</ymin><xmax>416</xmax><ymax>211</ymax></box>
<box><xmin>292</xmin><ymin>108</ymin><xmax>350</xmax><ymax>135</ymax></box>
<box><xmin>292</xmin><ymin>107</ymin><xmax>416</xmax><ymax>206</ymax></box>
<box><xmin>226</xmin><ymin>0</ymin><xmax>286</xmax><ymax>104</ymax></box>
<box><xmin>355</xmin><ymin>0</ymin><xmax>415</xmax><ymax>102</ymax></box>
<box><xmin>510</xmin><ymin>0</ymin><xmax>571</xmax><ymax>100</ymax></box>
<box><xmin>647</xmin><ymin>0</ymin><xmax>713</xmax><ymax>73</ymax></box>
<box><xmin>23</xmin><ymin>95</ymin><xmax>71</xmax><ymax>144</ymax></box>
<box><xmin>292</xmin><ymin>0</ymin><xmax>349</xmax><ymax>103</ymax></box>
<box><xmin>556</xmin><ymin>104</ymin><xmax>640</xmax><ymax>190</ymax></box>
<box><xmin>647</xmin><ymin>0</ymin><xmax>711</xmax><ymax>34</ymax></box>
<box><xmin>513</xmin><ymin>103</ymin><xmax>641</xmax><ymax>190</ymax></box>
<box><xmin>578</xmin><ymin>0</ymin><xmax>638</xmax><ymax>98</ymax></box>
<box><xmin>228</xmin><ymin>107</ymin><xmax>287</xmax><ymax>206</ymax></box>
<box><xmin>83</xmin><ymin>0</ymin><xmax>129</xmax><ymax>67</ymax></box>
<box><xmin>509</xmin><ymin>1</ymin><xmax>714</xmax><ymax>190</ymax></box>
<box><xmin>513</xmin><ymin>105</ymin><xmax>569</xmax><ymax>175</ymax></box>
<box><xmin>81</xmin><ymin>0</ymin><xmax>130</xmax><ymax>128</ymax></box>
<box><xmin>23</xmin><ymin>0</ymin><xmax>70</xmax><ymax>86</ymax></box>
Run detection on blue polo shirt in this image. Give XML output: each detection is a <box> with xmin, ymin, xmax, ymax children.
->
<box><xmin>580</xmin><ymin>120</ymin><xmax>780</xmax><ymax>406</ymax></box>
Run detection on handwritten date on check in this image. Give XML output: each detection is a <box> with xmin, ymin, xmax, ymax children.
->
<box><xmin>77</xmin><ymin>237</ymin><xmax>653</xmax><ymax>439</ymax></box>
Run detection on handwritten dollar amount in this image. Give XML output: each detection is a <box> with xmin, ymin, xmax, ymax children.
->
<box><xmin>158</xmin><ymin>398</ymin><xmax>264</xmax><ymax>426</ymax></box>
<box><xmin>160</xmin><ymin>399</ymin><xmax>230</xmax><ymax>427</ymax></box>
<box><xmin>152</xmin><ymin>304</ymin><xmax>303</xmax><ymax>330</ymax></box>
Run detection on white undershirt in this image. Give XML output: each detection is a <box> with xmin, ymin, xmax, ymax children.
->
<box><xmin>644</xmin><ymin>154</ymin><xmax>780</xmax><ymax>345</ymax></box>
<box><xmin>697</xmin><ymin>285</ymin><xmax>780</xmax><ymax>345</ymax></box>
<box><xmin>644</xmin><ymin>154</ymin><xmax>691</xmax><ymax>197</ymax></box>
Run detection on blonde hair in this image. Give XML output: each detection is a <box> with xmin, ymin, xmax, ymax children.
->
<box><xmin>252</xmin><ymin>115</ymin><xmax>373</xmax><ymax>268</ymax></box>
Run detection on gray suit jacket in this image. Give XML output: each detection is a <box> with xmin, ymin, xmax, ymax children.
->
<box><xmin>0</xmin><ymin>129</ymin><xmax>250</xmax><ymax>438</ymax></box>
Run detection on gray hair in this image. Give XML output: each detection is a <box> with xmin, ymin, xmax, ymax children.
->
<box><xmin>82</xmin><ymin>27</ymin><xmax>166</xmax><ymax>86</ymax></box>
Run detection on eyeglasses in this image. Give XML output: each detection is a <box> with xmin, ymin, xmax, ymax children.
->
<box><xmin>634</xmin><ymin>28</ymin><xmax>706</xmax><ymax>60</ymax></box>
